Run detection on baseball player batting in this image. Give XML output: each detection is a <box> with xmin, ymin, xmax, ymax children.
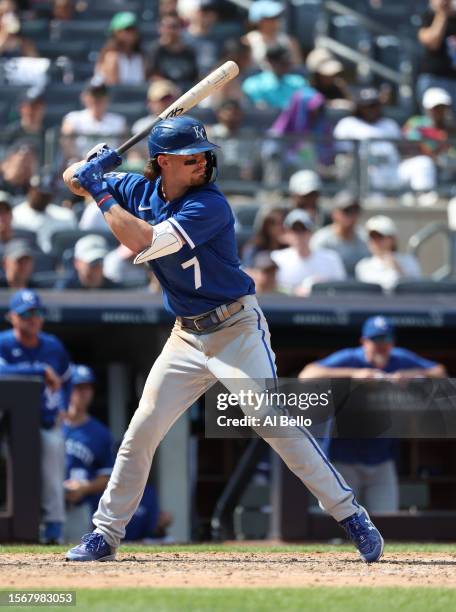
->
<box><xmin>62</xmin><ymin>115</ymin><xmax>383</xmax><ymax>563</ymax></box>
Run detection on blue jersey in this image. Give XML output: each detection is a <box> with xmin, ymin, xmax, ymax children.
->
<box><xmin>104</xmin><ymin>172</ymin><xmax>255</xmax><ymax>316</ymax></box>
<box><xmin>0</xmin><ymin>330</ymin><xmax>72</xmax><ymax>428</ymax></box>
<box><xmin>63</xmin><ymin>416</ymin><xmax>114</xmax><ymax>509</ymax></box>
<box><xmin>124</xmin><ymin>484</ymin><xmax>160</xmax><ymax>541</ymax></box>
<box><xmin>318</xmin><ymin>346</ymin><xmax>437</xmax><ymax>465</ymax></box>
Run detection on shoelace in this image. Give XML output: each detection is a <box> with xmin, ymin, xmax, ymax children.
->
<box><xmin>80</xmin><ymin>533</ymin><xmax>106</xmax><ymax>552</ymax></box>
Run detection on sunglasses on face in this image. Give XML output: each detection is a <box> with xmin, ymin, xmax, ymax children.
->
<box><xmin>18</xmin><ymin>308</ymin><xmax>44</xmax><ymax>319</ymax></box>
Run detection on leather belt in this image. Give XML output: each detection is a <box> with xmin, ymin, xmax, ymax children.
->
<box><xmin>178</xmin><ymin>301</ymin><xmax>244</xmax><ymax>333</ymax></box>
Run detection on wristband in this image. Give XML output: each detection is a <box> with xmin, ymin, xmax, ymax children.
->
<box><xmin>96</xmin><ymin>192</ymin><xmax>118</xmax><ymax>213</ymax></box>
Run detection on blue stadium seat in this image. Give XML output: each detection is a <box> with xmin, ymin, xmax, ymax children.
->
<box><xmin>109</xmin><ymin>102</ymin><xmax>147</xmax><ymax>125</ymax></box>
<box><xmin>49</xmin><ymin>229</ymin><xmax>118</xmax><ymax>260</ymax></box>
<box><xmin>232</xmin><ymin>204</ymin><xmax>261</xmax><ymax>229</ymax></box>
<box><xmin>287</xmin><ymin>0</ymin><xmax>322</xmax><ymax>51</ymax></box>
<box><xmin>20</xmin><ymin>19</ymin><xmax>49</xmax><ymax>42</ymax></box>
<box><xmin>109</xmin><ymin>84</ymin><xmax>149</xmax><ymax>104</ymax></box>
<box><xmin>44</xmin><ymin>83</ymin><xmax>85</xmax><ymax>105</ymax></box>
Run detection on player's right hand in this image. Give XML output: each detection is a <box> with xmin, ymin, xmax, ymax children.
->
<box><xmin>44</xmin><ymin>366</ymin><xmax>62</xmax><ymax>391</ymax></box>
<box><xmin>73</xmin><ymin>160</ymin><xmax>106</xmax><ymax>198</ymax></box>
<box><xmin>85</xmin><ymin>143</ymin><xmax>122</xmax><ymax>173</ymax></box>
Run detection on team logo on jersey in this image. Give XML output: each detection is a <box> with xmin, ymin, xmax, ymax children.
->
<box><xmin>193</xmin><ymin>126</ymin><xmax>206</xmax><ymax>140</ymax></box>
<box><xmin>104</xmin><ymin>172</ymin><xmax>127</xmax><ymax>179</ymax></box>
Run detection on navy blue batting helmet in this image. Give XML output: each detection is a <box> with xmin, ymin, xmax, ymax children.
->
<box><xmin>147</xmin><ymin>116</ymin><xmax>218</xmax><ymax>182</ymax></box>
<box><xmin>147</xmin><ymin>115</ymin><xmax>218</xmax><ymax>158</ymax></box>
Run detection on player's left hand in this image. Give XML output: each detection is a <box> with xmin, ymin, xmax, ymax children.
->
<box><xmin>73</xmin><ymin>160</ymin><xmax>106</xmax><ymax>198</ymax></box>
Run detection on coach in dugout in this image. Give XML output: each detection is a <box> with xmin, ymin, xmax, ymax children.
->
<box><xmin>63</xmin><ymin>364</ymin><xmax>114</xmax><ymax>543</ymax></box>
<box><xmin>0</xmin><ymin>289</ymin><xmax>72</xmax><ymax>543</ymax></box>
<box><xmin>299</xmin><ymin>316</ymin><xmax>446</xmax><ymax>512</ymax></box>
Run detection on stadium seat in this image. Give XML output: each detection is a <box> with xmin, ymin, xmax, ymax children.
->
<box><xmin>44</xmin><ymin>83</ymin><xmax>85</xmax><ymax>105</ymax></box>
<box><xmin>311</xmin><ymin>280</ymin><xmax>383</xmax><ymax>295</ymax></box>
<box><xmin>287</xmin><ymin>0</ymin><xmax>322</xmax><ymax>51</ymax></box>
<box><xmin>13</xmin><ymin>229</ymin><xmax>38</xmax><ymax>247</ymax></box>
<box><xmin>109</xmin><ymin>84</ymin><xmax>150</xmax><ymax>104</ymax></box>
<box><xmin>109</xmin><ymin>102</ymin><xmax>147</xmax><ymax>125</ymax></box>
<box><xmin>33</xmin><ymin>251</ymin><xmax>57</xmax><ymax>274</ymax></box>
<box><xmin>49</xmin><ymin>229</ymin><xmax>118</xmax><ymax>260</ymax></box>
<box><xmin>20</xmin><ymin>19</ymin><xmax>49</xmax><ymax>42</ymax></box>
<box><xmin>232</xmin><ymin>204</ymin><xmax>261</xmax><ymax>229</ymax></box>
<box><xmin>50</xmin><ymin>19</ymin><xmax>111</xmax><ymax>42</ymax></box>
<box><xmin>393</xmin><ymin>280</ymin><xmax>456</xmax><ymax>295</ymax></box>
<box><xmin>36</xmin><ymin>40</ymin><xmax>90</xmax><ymax>63</ymax></box>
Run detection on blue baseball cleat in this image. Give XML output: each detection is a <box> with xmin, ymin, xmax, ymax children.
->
<box><xmin>65</xmin><ymin>533</ymin><xmax>116</xmax><ymax>562</ymax></box>
<box><xmin>339</xmin><ymin>510</ymin><xmax>384</xmax><ymax>563</ymax></box>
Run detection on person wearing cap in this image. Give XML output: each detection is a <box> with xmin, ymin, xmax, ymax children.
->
<box><xmin>0</xmin><ymin>239</ymin><xmax>36</xmax><ymax>289</ymax></box>
<box><xmin>310</xmin><ymin>191</ymin><xmax>369</xmax><ymax>277</ymax></box>
<box><xmin>300</xmin><ymin>315</ymin><xmax>446</xmax><ymax>512</ymax></box>
<box><xmin>147</xmin><ymin>12</ymin><xmax>198</xmax><ymax>92</ymax></box>
<box><xmin>0</xmin><ymin>140</ymin><xmax>38</xmax><ymax>198</ymax></box>
<box><xmin>242</xmin><ymin>0</ymin><xmax>302</xmax><ymax>70</ymax></box>
<box><xmin>103</xmin><ymin>243</ymin><xmax>149</xmax><ymax>287</ymax></box>
<box><xmin>242</xmin><ymin>43</ymin><xmax>308</xmax><ymax>110</ymax></box>
<box><xmin>306</xmin><ymin>47</ymin><xmax>352</xmax><ymax>109</ymax></box>
<box><xmin>63</xmin><ymin>365</ymin><xmax>114</xmax><ymax>543</ymax></box>
<box><xmin>334</xmin><ymin>88</ymin><xmax>436</xmax><ymax>193</ymax></box>
<box><xmin>95</xmin><ymin>11</ymin><xmax>146</xmax><ymax>86</ymax></box>
<box><xmin>417</xmin><ymin>1</ymin><xmax>456</xmax><ymax>114</ymax></box>
<box><xmin>288</xmin><ymin>170</ymin><xmax>322</xmax><ymax>223</ymax></box>
<box><xmin>0</xmin><ymin>289</ymin><xmax>73</xmax><ymax>543</ymax></box>
<box><xmin>402</xmin><ymin>87</ymin><xmax>456</xmax><ymax>189</ymax></box>
<box><xmin>61</xmin><ymin>77</ymin><xmax>127</xmax><ymax>160</ymax></box>
<box><xmin>132</xmin><ymin>79</ymin><xmax>180</xmax><ymax>137</ymax></box>
<box><xmin>270</xmin><ymin>208</ymin><xmax>346</xmax><ymax>295</ymax></box>
<box><xmin>55</xmin><ymin>234</ymin><xmax>120</xmax><ymax>290</ymax></box>
<box><xmin>12</xmin><ymin>169</ymin><xmax>77</xmax><ymax>253</ymax></box>
<box><xmin>3</xmin><ymin>86</ymin><xmax>46</xmax><ymax>155</ymax></box>
<box><xmin>355</xmin><ymin>215</ymin><xmax>422</xmax><ymax>291</ymax></box>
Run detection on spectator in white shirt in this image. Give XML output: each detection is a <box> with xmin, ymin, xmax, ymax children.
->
<box><xmin>60</xmin><ymin>78</ymin><xmax>127</xmax><ymax>160</ymax></box>
<box><xmin>355</xmin><ymin>215</ymin><xmax>422</xmax><ymax>291</ymax></box>
<box><xmin>334</xmin><ymin>87</ymin><xmax>435</xmax><ymax>193</ymax></box>
<box><xmin>271</xmin><ymin>209</ymin><xmax>346</xmax><ymax>295</ymax></box>
<box><xmin>12</xmin><ymin>170</ymin><xmax>77</xmax><ymax>253</ymax></box>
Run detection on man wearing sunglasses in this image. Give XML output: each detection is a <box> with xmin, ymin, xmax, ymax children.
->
<box><xmin>310</xmin><ymin>190</ymin><xmax>369</xmax><ymax>277</ymax></box>
<box><xmin>0</xmin><ymin>289</ymin><xmax>72</xmax><ymax>544</ymax></box>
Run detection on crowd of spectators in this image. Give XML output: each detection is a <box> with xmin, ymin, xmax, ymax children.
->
<box><xmin>0</xmin><ymin>0</ymin><xmax>454</xmax><ymax>293</ymax></box>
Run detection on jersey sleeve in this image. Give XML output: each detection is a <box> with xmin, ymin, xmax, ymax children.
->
<box><xmin>169</xmin><ymin>190</ymin><xmax>232</xmax><ymax>248</ymax></box>
<box><xmin>103</xmin><ymin>172</ymin><xmax>149</xmax><ymax>215</ymax></box>
<box><xmin>394</xmin><ymin>348</ymin><xmax>437</xmax><ymax>370</ymax></box>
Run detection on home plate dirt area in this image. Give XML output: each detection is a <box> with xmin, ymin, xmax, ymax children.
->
<box><xmin>1</xmin><ymin>551</ymin><xmax>456</xmax><ymax>589</ymax></box>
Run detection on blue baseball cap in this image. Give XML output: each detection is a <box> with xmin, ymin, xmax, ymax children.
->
<box><xmin>71</xmin><ymin>364</ymin><xmax>96</xmax><ymax>386</ymax></box>
<box><xmin>9</xmin><ymin>289</ymin><xmax>45</xmax><ymax>315</ymax></box>
<box><xmin>362</xmin><ymin>316</ymin><xmax>394</xmax><ymax>341</ymax></box>
<box><xmin>249</xmin><ymin>1</ymin><xmax>284</xmax><ymax>23</ymax></box>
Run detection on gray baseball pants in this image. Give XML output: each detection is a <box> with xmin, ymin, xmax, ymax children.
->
<box><xmin>94</xmin><ymin>295</ymin><xmax>360</xmax><ymax>547</ymax></box>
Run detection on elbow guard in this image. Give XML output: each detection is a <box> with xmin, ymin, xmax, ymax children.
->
<box><xmin>133</xmin><ymin>220</ymin><xmax>184</xmax><ymax>264</ymax></box>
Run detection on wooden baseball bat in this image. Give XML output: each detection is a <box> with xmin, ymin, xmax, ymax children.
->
<box><xmin>71</xmin><ymin>61</ymin><xmax>239</xmax><ymax>189</ymax></box>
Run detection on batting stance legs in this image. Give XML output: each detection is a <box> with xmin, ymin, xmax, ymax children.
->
<box><xmin>92</xmin><ymin>296</ymin><xmax>360</xmax><ymax>547</ymax></box>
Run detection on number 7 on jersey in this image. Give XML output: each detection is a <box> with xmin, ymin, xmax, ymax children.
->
<box><xmin>182</xmin><ymin>256</ymin><xmax>202</xmax><ymax>289</ymax></box>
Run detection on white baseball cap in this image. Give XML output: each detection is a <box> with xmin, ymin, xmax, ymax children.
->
<box><xmin>74</xmin><ymin>234</ymin><xmax>109</xmax><ymax>264</ymax></box>
<box><xmin>365</xmin><ymin>215</ymin><xmax>397</xmax><ymax>237</ymax></box>
<box><xmin>305</xmin><ymin>48</ymin><xmax>333</xmax><ymax>73</ymax></box>
<box><xmin>316</xmin><ymin>58</ymin><xmax>344</xmax><ymax>76</ymax></box>
<box><xmin>422</xmin><ymin>87</ymin><xmax>452</xmax><ymax>110</ymax></box>
<box><xmin>284</xmin><ymin>209</ymin><xmax>315</xmax><ymax>231</ymax></box>
<box><xmin>288</xmin><ymin>170</ymin><xmax>321</xmax><ymax>196</ymax></box>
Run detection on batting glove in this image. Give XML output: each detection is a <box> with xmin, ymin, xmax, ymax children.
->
<box><xmin>85</xmin><ymin>143</ymin><xmax>122</xmax><ymax>173</ymax></box>
<box><xmin>73</xmin><ymin>160</ymin><xmax>117</xmax><ymax>213</ymax></box>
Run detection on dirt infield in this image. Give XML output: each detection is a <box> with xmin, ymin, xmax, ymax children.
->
<box><xmin>1</xmin><ymin>551</ymin><xmax>456</xmax><ymax>589</ymax></box>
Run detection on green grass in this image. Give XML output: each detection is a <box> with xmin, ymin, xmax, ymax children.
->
<box><xmin>1</xmin><ymin>542</ymin><xmax>455</xmax><ymax>554</ymax></box>
<box><xmin>3</xmin><ymin>588</ymin><xmax>454</xmax><ymax>612</ymax></box>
